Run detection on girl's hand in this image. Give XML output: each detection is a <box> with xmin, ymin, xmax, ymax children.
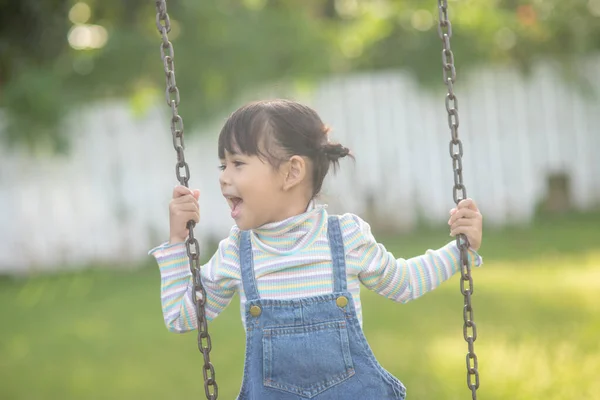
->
<box><xmin>169</xmin><ymin>185</ymin><xmax>200</xmax><ymax>244</ymax></box>
<box><xmin>448</xmin><ymin>198</ymin><xmax>483</xmax><ymax>251</ymax></box>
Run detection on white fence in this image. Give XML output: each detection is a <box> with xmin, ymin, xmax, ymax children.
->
<box><xmin>1</xmin><ymin>57</ymin><xmax>599</xmax><ymax>273</ymax></box>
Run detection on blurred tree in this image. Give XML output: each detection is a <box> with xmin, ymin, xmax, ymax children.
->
<box><xmin>356</xmin><ymin>0</ymin><xmax>600</xmax><ymax>85</ymax></box>
<box><xmin>0</xmin><ymin>0</ymin><xmax>335</xmax><ymax>152</ymax></box>
<box><xmin>1</xmin><ymin>0</ymin><xmax>599</xmax><ymax>152</ymax></box>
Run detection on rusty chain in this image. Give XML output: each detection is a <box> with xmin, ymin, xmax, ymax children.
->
<box><xmin>154</xmin><ymin>1</ymin><xmax>218</xmax><ymax>398</ymax></box>
<box><xmin>437</xmin><ymin>1</ymin><xmax>479</xmax><ymax>398</ymax></box>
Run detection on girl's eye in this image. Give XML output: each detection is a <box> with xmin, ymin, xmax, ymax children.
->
<box><xmin>218</xmin><ymin>161</ymin><xmax>243</xmax><ymax>170</ymax></box>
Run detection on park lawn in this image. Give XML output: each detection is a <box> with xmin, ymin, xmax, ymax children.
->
<box><xmin>1</xmin><ymin>212</ymin><xmax>599</xmax><ymax>400</ymax></box>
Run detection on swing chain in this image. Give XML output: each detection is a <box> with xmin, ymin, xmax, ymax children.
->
<box><xmin>155</xmin><ymin>1</ymin><xmax>218</xmax><ymax>399</ymax></box>
<box><xmin>437</xmin><ymin>1</ymin><xmax>479</xmax><ymax>399</ymax></box>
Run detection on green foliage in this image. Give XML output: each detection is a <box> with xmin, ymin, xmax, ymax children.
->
<box><xmin>1</xmin><ymin>0</ymin><xmax>599</xmax><ymax>151</ymax></box>
<box><xmin>1</xmin><ymin>212</ymin><xmax>599</xmax><ymax>399</ymax></box>
<box><xmin>339</xmin><ymin>0</ymin><xmax>600</xmax><ymax>85</ymax></box>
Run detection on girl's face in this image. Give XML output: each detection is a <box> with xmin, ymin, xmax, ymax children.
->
<box><xmin>219</xmin><ymin>150</ymin><xmax>289</xmax><ymax>230</ymax></box>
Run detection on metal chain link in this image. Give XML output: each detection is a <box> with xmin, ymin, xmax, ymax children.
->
<box><xmin>154</xmin><ymin>1</ymin><xmax>218</xmax><ymax>398</ymax></box>
<box><xmin>437</xmin><ymin>1</ymin><xmax>479</xmax><ymax>399</ymax></box>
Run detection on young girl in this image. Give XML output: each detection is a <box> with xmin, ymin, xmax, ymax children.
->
<box><xmin>149</xmin><ymin>99</ymin><xmax>483</xmax><ymax>399</ymax></box>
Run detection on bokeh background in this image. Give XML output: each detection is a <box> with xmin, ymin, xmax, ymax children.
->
<box><xmin>1</xmin><ymin>1</ymin><xmax>599</xmax><ymax>399</ymax></box>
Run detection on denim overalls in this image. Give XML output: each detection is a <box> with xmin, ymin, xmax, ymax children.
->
<box><xmin>237</xmin><ymin>216</ymin><xmax>407</xmax><ymax>399</ymax></box>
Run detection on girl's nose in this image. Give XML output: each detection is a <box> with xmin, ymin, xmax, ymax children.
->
<box><xmin>219</xmin><ymin>170</ymin><xmax>229</xmax><ymax>187</ymax></box>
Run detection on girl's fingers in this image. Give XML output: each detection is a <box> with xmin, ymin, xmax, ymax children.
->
<box><xmin>457</xmin><ymin>198</ymin><xmax>479</xmax><ymax>211</ymax></box>
<box><xmin>173</xmin><ymin>202</ymin><xmax>199</xmax><ymax>212</ymax></box>
<box><xmin>177</xmin><ymin>211</ymin><xmax>200</xmax><ymax>224</ymax></box>
<box><xmin>172</xmin><ymin>185</ymin><xmax>198</xmax><ymax>199</ymax></box>
<box><xmin>448</xmin><ymin>209</ymin><xmax>480</xmax><ymax>225</ymax></box>
<box><xmin>449</xmin><ymin>208</ymin><xmax>478</xmax><ymax>218</ymax></box>
<box><xmin>449</xmin><ymin>218</ymin><xmax>473</xmax><ymax>229</ymax></box>
<box><xmin>169</xmin><ymin>188</ymin><xmax>200</xmax><ymax>244</ymax></box>
<box><xmin>450</xmin><ymin>226</ymin><xmax>473</xmax><ymax>238</ymax></box>
<box><xmin>171</xmin><ymin>194</ymin><xmax>199</xmax><ymax>205</ymax></box>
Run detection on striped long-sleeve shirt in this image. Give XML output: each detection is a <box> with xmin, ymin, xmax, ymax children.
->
<box><xmin>149</xmin><ymin>204</ymin><xmax>482</xmax><ymax>333</ymax></box>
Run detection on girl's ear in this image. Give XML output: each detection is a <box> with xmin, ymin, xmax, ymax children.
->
<box><xmin>282</xmin><ymin>155</ymin><xmax>307</xmax><ymax>191</ymax></box>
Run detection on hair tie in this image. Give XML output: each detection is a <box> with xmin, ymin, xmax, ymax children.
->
<box><xmin>322</xmin><ymin>142</ymin><xmax>350</xmax><ymax>161</ymax></box>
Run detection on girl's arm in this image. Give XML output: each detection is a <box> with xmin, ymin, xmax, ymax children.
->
<box><xmin>149</xmin><ymin>228</ymin><xmax>241</xmax><ymax>333</ymax></box>
<box><xmin>342</xmin><ymin>214</ymin><xmax>482</xmax><ymax>303</ymax></box>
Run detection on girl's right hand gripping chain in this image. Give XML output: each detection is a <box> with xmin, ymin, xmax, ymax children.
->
<box><xmin>169</xmin><ymin>185</ymin><xmax>200</xmax><ymax>244</ymax></box>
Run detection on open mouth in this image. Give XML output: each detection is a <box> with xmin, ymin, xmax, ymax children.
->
<box><xmin>226</xmin><ymin>196</ymin><xmax>243</xmax><ymax>218</ymax></box>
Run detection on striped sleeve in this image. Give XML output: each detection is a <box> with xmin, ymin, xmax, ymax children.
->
<box><xmin>148</xmin><ymin>228</ymin><xmax>241</xmax><ymax>333</ymax></box>
<box><xmin>340</xmin><ymin>213</ymin><xmax>482</xmax><ymax>303</ymax></box>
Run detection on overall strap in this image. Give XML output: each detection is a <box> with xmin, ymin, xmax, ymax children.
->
<box><xmin>239</xmin><ymin>230</ymin><xmax>260</xmax><ymax>301</ymax></box>
<box><xmin>327</xmin><ymin>216</ymin><xmax>348</xmax><ymax>293</ymax></box>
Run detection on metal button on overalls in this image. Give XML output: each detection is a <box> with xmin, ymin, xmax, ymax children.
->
<box><xmin>250</xmin><ymin>305</ymin><xmax>262</xmax><ymax>317</ymax></box>
<box><xmin>336</xmin><ymin>296</ymin><xmax>348</xmax><ymax>308</ymax></box>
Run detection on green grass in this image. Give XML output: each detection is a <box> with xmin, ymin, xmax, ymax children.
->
<box><xmin>1</xmin><ymin>212</ymin><xmax>599</xmax><ymax>400</ymax></box>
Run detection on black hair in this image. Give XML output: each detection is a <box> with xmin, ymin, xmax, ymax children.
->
<box><xmin>217</xmin><ymin>99</ymin><xmax>352</xmax><ymax>197</ymax></box>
